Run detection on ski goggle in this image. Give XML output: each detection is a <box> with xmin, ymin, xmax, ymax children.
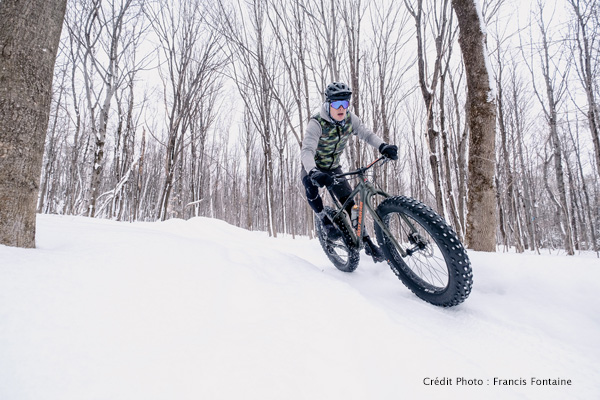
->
<box><xmin>330</xmin><ymin>100</ymin><xmax>350</xmax><ymax>109</ymax></box>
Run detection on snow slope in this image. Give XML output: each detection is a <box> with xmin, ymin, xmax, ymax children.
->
<box><xmin>1</xmin><ymin>215</ymin><xmax>599</xmax><ymax>400</ymax></box>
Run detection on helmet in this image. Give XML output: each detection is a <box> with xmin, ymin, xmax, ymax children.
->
<box><xmin>325</xmin><ymin>82</ymin><xmax>352</xmax><ymax>101</ymax></box>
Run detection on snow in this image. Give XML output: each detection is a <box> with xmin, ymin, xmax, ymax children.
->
<box><xmin>1</xmin><ymin>214</ymin><xmax>599</xmax><ymax>400</ymax></box>
<box><xmin>473</xmin><ymin>0</ymin><xmax>486</xmax><ymax>35</ymax></box>
<box><xmin>473</xmin><ymin>0</ymin><xmax>497</xmax><ymax>102</ymax></box>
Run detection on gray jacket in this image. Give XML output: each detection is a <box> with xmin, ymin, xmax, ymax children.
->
<box><xmin>301</xmin><ymin>102</ymin><xmax>384</xmax><ymax>172</ymax></box>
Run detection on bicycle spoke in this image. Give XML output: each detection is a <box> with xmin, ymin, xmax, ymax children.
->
<box><xmin>408</xmin><ymin>252</ymin><xmax>448</xmax><ymax>287</ymax></box>
<box><xmin>325</xmin><ymin>161</ymin><xmax>472</xmax><ymax>306</ymax></box>
<box><xmin>384</xmin><ymin>211</ymin><xmax>450</xmax><ymax>290</ymax></box>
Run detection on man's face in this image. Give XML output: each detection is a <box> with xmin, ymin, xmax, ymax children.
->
<box><xmin>329</xmin><ymin>100</ymin><xmax>349</xmax><ymax>122</ymax></box>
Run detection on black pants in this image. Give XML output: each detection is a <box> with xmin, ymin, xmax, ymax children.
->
<box><xmin>301</xmin><ymin>166</ymin><xmax>355</xmax><ymax>217</ymax></box>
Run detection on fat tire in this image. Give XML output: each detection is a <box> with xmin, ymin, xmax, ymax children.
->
<box><xmin>374</xmin><ymin>196</ymin><xmax>472</xmax><ymax>307</ymax></box>
<box><xmin>316</xmin><ymin>207</ymin><xmax>360</xmax><ymax>273</ymax></box>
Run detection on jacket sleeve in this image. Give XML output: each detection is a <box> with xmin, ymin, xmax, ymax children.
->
<box><xmin>351</xmin><ymin>113</ymin><xmax>385</xmax><ymax>149</ymax></box>
<box><xmin>301</xmin><ymin>118</ymin><xmax>322</xmax><ymax>172</ymax></box>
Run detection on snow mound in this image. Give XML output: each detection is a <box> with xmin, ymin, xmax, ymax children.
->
<box><xmin>1</xmin><ymin>214</ymin><xmax>599</xmax><ymax>399</ymax></box>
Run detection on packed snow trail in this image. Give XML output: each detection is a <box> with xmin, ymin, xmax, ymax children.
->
<box><xmin>1</xmin><ymin>215</ymin><xmax>599</xmax><ymax>399</ymax></box>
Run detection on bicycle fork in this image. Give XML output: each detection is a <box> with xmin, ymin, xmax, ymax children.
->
<box><xmin>360</xmin><ymin>184</ymin><xmax>409</xmax><ymax>259</ymax></box>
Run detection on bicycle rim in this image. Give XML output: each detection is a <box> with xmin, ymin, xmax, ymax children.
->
<box><xmin>316</xmin><ymin>207</ymin><xmax>360</xmax><ymax>273</ymax></box>
<box><xmin>375</xmin><ymin>196</ymin><xmax>472</xmax><ymax>307</ymax></box>
<box><xmin>382</xmin><ymin>212</ymin><xmax>449</xmax><ymax>292</ymax></box>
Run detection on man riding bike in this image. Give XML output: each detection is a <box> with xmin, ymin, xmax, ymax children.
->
<box><xmin>301</xmin><ymin>82</ymin><xmax>398</xmax><ymax>262</ymax></box>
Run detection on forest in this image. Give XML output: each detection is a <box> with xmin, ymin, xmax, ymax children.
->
<box><xmin>35</xmin><ymin>0</ymin><xmax>599</xmax><ymax>255</ymax></box>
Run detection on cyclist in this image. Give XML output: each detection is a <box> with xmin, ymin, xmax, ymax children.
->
<box><xmin>301</xmin><ymin>82</ymin><xmax>398</xmax><ymax>261</ymax></box>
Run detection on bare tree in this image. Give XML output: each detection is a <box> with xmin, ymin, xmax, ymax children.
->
<box><xmin>148</xmin><ymin>0</ymin><xmax>225</xmax><ymax>221</ymax></box>
<box><xmin>524</xmin><ymin>2</ymin><xmax>575</xmax><ymax>255</ymax></box>
<box><xmin>451</xmin><ymin>0</ymin><xmax>498</xmax><ymax>252</ymax></box>
<box><xmin>304</xmin><ymin>0</ymin><xmax>344</xmax><ymax>84</ymax></box>
<box><xmin>0</xmin><ymin>0</ymin><xmax>67</xmax><ymax>248</ymax></box>
<box><xmin>438</xmin><ymin>20</ymin><xmax>467</xmax><ymax>241</ymax></box>
<box><xmin>265</xmin><ymin>0</ymin><xmax>310</xmax><ymax>148</ymax></box>
<box><xmin>565</xmin><ymin>115</ymin><xmax>598</xmax><ymax>253</ymax></box>
<box><xmin>38</xmin><ymin>65</ymin><xmax>68</xmax><ymax>215</ymax></box>
<box><xmin>491</xmin><ymin>14</ymin><xmax>524</xmax><ymax>252</ymax></box>
<box><xmin>405</xmin><ymin>0</ymin><xmax>453</xmax><ymax>218</ymax></box>
<box><xmin>213</xmin><ymin>0</ymin><xmax>279</xmax><ymax>236</ymax></box>
<box><xmin>501</xmin><ymin>58</ymin><xmax>541</xmax><ymax>253</ymax></box>
<box><xmin>73</xmin><ymin>0</ymin><xmax>143</xmax><ymax>217</ymax></box>
<box><xmin>20</xmin><ymin>0</ymin><xmax>596</xmax><ymax>256</ymax></box>
<box><xmin>567</xmin><ymin>0</ymin><xmax>600</xmax><ymax>178</ymax></box>
<box><xmin>62</xmin><ymin>22</ymin><xmax>87</xmax><ymax>215</ymax></box>
<box><xmin>364</xmin><ymin>1</ymin><xmax>414</xmax><ymax>196</ymax></box>
<box><xmin>447</xmin><ymin>64</ymin><xmax>469</xmax><ymax>235</ymax></box>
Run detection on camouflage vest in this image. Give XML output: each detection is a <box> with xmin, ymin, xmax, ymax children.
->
<box><xmin>312</xmin><ymin>112</ymin><xmax>353</xmax><ymax>170</ymax></box>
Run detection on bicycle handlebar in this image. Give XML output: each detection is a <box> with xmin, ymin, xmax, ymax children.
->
<box><xmin>332</xmin><ymin>156</ymin><xmax>390</xmax><ymax>179</ymax></box>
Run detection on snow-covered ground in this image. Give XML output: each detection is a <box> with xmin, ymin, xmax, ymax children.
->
<box><xmin>1</xmin><ymin>214</ymin><xmax>599</xmax><ymax>400</ymax></box>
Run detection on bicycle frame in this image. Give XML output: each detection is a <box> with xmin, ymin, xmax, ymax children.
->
<box><xmin>326</xmin><ymin>157</ymin><xmax>408</xmax><ymax>257</ymax></box>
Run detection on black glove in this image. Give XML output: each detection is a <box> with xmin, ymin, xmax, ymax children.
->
<box><xmin>379</xmin><ymin>143</ymin><xmax>398</xmax><ymax>160</ymax></box>
<box><xmin>309</xmin><ymin>168</ymin><xmax>334</xmax><ymax>188</ymax></box>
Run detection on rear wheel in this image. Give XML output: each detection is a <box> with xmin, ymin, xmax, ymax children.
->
<box><xmin>374</xmin><ymin>196</ymin><xmax>472</xmax><ymax>307</ymax></box>
<box><xmin>315</xmin><ymin>207</ymin><xmax>360</xmax><ymax>272</ymax></box>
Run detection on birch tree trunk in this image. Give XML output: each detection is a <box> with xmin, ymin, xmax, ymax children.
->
<box><xmin>79</xmin><ymin>0</ymin><xmax>137</xmax><ymax>217</ymax></box>
<box><xmin>0</xmin><ymin>0</ymin><xmax>67</xmax><ymax>248</ymax></box>
<box><xmin>451</xmin><ymin>0</ymin><xmax>498</xmax><ymax>252</ymax></box>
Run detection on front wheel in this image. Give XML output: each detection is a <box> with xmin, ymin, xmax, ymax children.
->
<box><xmin>374</xmin><ymin>196</ymin><xmax>472</xmax><ymax>307</ymax></box>
<box><xmin>315</xmin><ymin>207</ymin><xmax>360</xmax><ymax>273</ymax></box>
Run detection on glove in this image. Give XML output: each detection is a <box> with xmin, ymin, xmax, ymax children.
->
<box><xmin>379</xmin><ymin>143</ymin><xmax>398</xmax><ymax>160</ymax></box>
<box><xmin>309</xmin><ymin>168</ymin><xmax>334</xmax><ymax>188</ymax></box>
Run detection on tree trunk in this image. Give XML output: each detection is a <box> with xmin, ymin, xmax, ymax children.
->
<box><xmin>496</xmin><ymin>46</ymin><xmax>523</xmax><ymax>252</ymax></box>
<box><xmin>568</xmin><ymin>0</ymin><xmax>600</xmax><ymax>180</ymax></box>
<box><xmin>451</xmin><ymin>0</ymin><xmax>497</xmax><ymax>252</ymax></box>
<box><xmin>439</xmin><ymin>58</ymin><xmax>464</xmax><ymax>241</ymax></box>
<box><xmin>567</xmin><ymin>118</ymin><xmax>598</xmax><ymax>254</ymax></box>
<box><xmin>449</xmin><ymin>69</ymin><xmax>469</xmax><ymax>236</ymax></box>
<box><xmin>0</xmin><ymin>0</ymin><xmax>67</xmax><ymax>248</ymax></box>
<box><xmin>537</xmin><ymin>8</ymin><xmax>575</xmax><ymax>255</ymax></box>
<box><xmin>406</xmin><ymin>0</ymin><xmax>450</xmax><ymax>218</ymax></box>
